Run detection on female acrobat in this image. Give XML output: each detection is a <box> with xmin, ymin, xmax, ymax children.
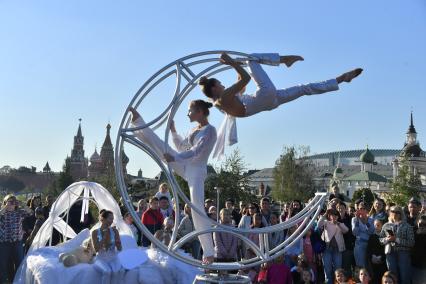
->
<box><xmin>129</xmin><ymin>100</ymin><xmax>217</xmax><ymax>264</ymax></box>
<box><xmin>199</xmin><ymin>52</ymin><xmax>362</xmax><ymax>118</ymax></box>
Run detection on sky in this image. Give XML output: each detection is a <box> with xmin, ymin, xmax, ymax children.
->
<box><xmin>0</xmin><ymin>1</ymin><xmax>425</xmax><ymax>178</ymax></box>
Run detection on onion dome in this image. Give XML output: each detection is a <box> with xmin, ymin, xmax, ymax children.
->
<box><xmin>360</xmin><ymin>146</ymin><xmax>375</xmax><ymax>164</ymax></box>
<box><xmin>90</xmin><ymin>148</ymin><xmax>101</xmax><ymax>162</ymax></box>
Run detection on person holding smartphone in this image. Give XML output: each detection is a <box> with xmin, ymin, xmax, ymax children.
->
<box><xmin>379</xmin><ymin>206</ymin><xmax>414</xmax><ymax>284</ymax></box>
<box><xmin>351</xmin><ymin>202</ymin><xmax>374</xmax><ymax>269</ymax></box>
<box><xmin>0</xmin><ymin>194</ymin><xmax>33</xmax><ymax>283</ymax></box>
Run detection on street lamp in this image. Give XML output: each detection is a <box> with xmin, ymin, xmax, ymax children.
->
<box><xmin>214</xmin><ymin>186</ymin><xmax>222</xmax><ymax>222</ymax></box>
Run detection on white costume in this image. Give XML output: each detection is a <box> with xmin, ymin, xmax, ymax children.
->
<box><xmin>93</xmin><ymin>228</ymin><xmax>123</xmax><ymax>284</ymax></box>
<box><xmin>213</xmin><ymin>53</ymin><xmax>339</xmax><ymax>158</ymax></box>
<box><xmin>131</xmin><ymin>117</ymin><xmax>217</xmax><ymax>258</ymax></box>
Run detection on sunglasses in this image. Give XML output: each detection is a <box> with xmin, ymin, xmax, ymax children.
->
<box><xmin>390</xmin><ymin>210</ymin><xmax>401</xmax><ymax>214</ymax></box>
<box><xmin>248</xmin><ymin>207</ymin><xmax>256</xmax><ymax>209</ymax></box>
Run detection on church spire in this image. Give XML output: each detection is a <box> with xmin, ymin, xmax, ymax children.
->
<box><xmin>407</xmin><ymin>112</ymin><xmax>417</xmax><ymax>134</ymax></box>
<box><xmin>77</xmin><ymin>118</ymin><xmax>83</xmax><ymax>137</ymax></box>
<box><xmin>100</xmin><ymin>123</ymin><xmax>114</xmax><ymax>175</ymax></box>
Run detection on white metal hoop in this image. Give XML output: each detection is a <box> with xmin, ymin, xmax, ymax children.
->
<box><xmin>114</xmin><ymin>51</ymin><xmax>328</xmax><ymax>270</ymax></box>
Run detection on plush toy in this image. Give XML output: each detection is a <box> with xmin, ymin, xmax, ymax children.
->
<box><xmin>59</xmin><ymin>238</ymin><xmax>95</xmax><ymax>267</ymax></box>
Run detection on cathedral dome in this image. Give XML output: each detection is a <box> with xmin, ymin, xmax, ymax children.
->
<box><xmin>90</xmin><ymin>149</ymin><xmax>101</xmax><ymax>162</ymax></box>
<box><xmin>360</xmin><ymin>147</ymin><xmax>375</xmax><ymax>164</ymax></box>
<box><xmin>401</xmin><ymin>144</ymin><xmax>424</xmax><ymax>158</ymax></box>
<box><xmin>334</xmin><ymin>167</ymin><xmax>343</xmax><ymax>175</ymax></box>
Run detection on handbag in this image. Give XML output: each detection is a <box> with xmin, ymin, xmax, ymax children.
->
<box><xmin>257</xmin><ymin>267</ymin><xmax>268</xmax><ymax>283</ymax></box>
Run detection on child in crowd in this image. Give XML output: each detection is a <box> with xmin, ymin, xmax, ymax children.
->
<box><xmin>154</xmin><ymin>183</ymin><xmax>172</xmax><ymax>209</ymax></box>
<box><xmin>260</xmin><ymin>255</ymin><xmax>292</xmax><ymax>284</ymax></box>
<box><xmin>357</xmin><ymin>268</ymin><xmax>371</xmax><ymax>284</ymax></box>
<box><xmin>334</xmin><ymin>268</ymin><xmax>355</xmax><ymax>284</ymax></box>
<box><xmin>284</xmin><ymin>225</ymin><xmax>303</xmax><ymax>267</ymax></box>
<box><xmin>123</xmin><ymin>212</ymin><xmax>138</xmax><ymax>241</ymax></box>
<box><xmin>300</xmin><ymin>268</ymin><xmax>314</xmax><ymax>284</ymax></box>
<box><xmin>291</xmin><ymin>254</ymin><xmax>315</xmax><ymax>283</ymax></box>
<box><xmin>213</xmin><ymin>209</ymin><xmax>238</xmax><ymax>262</ymax></box>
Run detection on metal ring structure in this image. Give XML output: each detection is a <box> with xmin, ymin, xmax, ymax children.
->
<box><xmin>114</xmin><ymin>51</ymin><xmax>328</xmax><ymax>271</ymax></box>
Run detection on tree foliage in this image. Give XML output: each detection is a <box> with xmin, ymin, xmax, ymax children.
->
<box><xmin>0</xmin><ymin>177</ymin><xmax>25</xmax><ymax>192</ymax></box>
<box><xmin>272</xmin><ymin>146</ymin><xmax>315</xmax><ymax>202</ymax></box>
<box><xmin>204</xmin><ymin>149</ymin><xmax>257</xmax><ymax>208</ymax></box>
<box><xmin>351</xmin><ymin>187</ymin><xmax>375</xmax><ymax>207</ymax></box>
<box><xmin>386</xmin><ymin>158</ymin><xmax>421</xmax><ymax>206</ymax></box>
<box><xmin>57</xmin><ymin>159</ymin><xmax>74</xmax><ymax>193</ymax></box>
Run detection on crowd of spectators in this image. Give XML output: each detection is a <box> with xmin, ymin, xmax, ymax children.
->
<box><xmin>1</xmin><ymin>182</ymin><xmax>425</xmax><ymax>284</ymax></box>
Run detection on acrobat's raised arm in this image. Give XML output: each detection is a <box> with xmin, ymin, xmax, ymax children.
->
<box><xmin>220</xmin><ymin>52</ymin><xmax>251</xmax><ymax>97</ymax></box>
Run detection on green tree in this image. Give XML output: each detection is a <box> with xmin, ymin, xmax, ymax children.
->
<box><xmin>272</xmin><ymin>146</ymin><xmax>315</xmax><ymax>202</ymax></box>
<box><xmin>0</xmin><ymin>177</ymin><xmax>25</xmax><ymax>193</ymax></box>
<box><xmin>351</xmin><ymin>187</ymin><xmax>375</xmax><ymax>207</ymax></box>
<box><xmin>57</xmin><ymin>159</ymin><xmax>74</xmax><ymax>192</ymax></box>
<box><xmin>205</xmin><ymin>149</ymin><xmax>257</xmax><ymax>208</ymax></box>
<box><xmin>386</xmin><ymin>158</ymin><xmax>421</xmax><ymax>206</ymax></box>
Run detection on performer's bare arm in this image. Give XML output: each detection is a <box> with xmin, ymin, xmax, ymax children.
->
<box><xmin>220</xmin><ymin>53</ymin><xmax>251</xmax><ymax>99</ymax></box>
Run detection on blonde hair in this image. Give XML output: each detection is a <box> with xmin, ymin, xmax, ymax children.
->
<box><xmin>382</xmin><ymin>271</ymin><xmax>397</xmax><ymax>284</ymax></box>
<box><xmin>389</xmin><ymin>205</ymin><xmax>405</xmax><ymax>222</ymax></box>
<box><xmin>159</xmin><ymin>183</ymin><xmax>168</xmax><ymax>191</ymax></box>
<box><xmin>3</xmin><ymin>194</ymin><xmax>16</xmax><ymax>205</ymax></box>
<box><xmin>220</xmin><ymin>208</ymin><xmax>232</xmax><ymax>216</ymax></box>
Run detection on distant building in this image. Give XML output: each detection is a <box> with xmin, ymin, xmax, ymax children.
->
<box><xmin>67</xmin><ymin>120</ymin><xmax>88</xmax><ymax>180</ymax></box>
<box><xmin>392</xmin><ymin>112</ymin><xmax>426</xmax><ymax>178</ymax></box>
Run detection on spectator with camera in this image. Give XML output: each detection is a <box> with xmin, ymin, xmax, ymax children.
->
<box><xmin>0</xmin><ymin>194</ymin><xmax>33</xmax><ymax>283</ymax></box>
<box><xmin>379</xmin><ymin>206</ymin><xmax>414</xmax><ymax>284</ymax></box>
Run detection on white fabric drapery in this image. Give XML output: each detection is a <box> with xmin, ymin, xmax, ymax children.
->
<box><xmin>29</xmin><ymin>181</ymin><xmax>132</xmax><ymax>252</ymax></box>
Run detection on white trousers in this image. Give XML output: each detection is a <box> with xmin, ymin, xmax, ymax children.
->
<box><xmin>132</xmin><ymin>118</ymin><xmax>215</xmax><ymax>258</ymax></box>
<box><xmin>243</xmin><ymin>53</ymin><xmax>339</xmax><ymax>117</ymax></box>
<box><xmin>93</xmin><ymin>251</ymin><xmax>123</xmax><ymax>284</ymax></box>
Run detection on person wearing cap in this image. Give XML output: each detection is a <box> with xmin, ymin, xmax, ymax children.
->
<box><xmin>379</xmin><ymin>205</ymin><xmax>414</xmax><ymax>284</ymax></box>
<box><xmin>406</xmin><ymin>198</ymin><xmax>421</xmax><ymax>231</ymax></box>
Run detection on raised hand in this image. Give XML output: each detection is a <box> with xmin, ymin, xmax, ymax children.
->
<box><xmin>128</xmin><ymin>107</ymin><xmax>140</xmax><ymax>122</ymax></box>
<box><xmin>170</xmin><ymin>120</ymin><xmax>176</xmax><ymax>133</ymax></box>
<box><xmin>220</xmin><ymin>52</ymin><xmax>236</xmax><ymax>66</ymax></box>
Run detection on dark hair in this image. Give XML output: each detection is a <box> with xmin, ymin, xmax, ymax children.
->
<box><xmin>260</xmin><ymin>197</ymin><xmax>270</xmax><ymax>203</ymax></box>
<box><xmin>199</xmin><ymin>76</ymin><xmax>219</xmax><ymax>98</ymax></box>
<box><xmin>191</xmin><ymin>99</ymin><xmax>213</xmax><ymax>116</ymax></box>
<box><xmin>159</xmin><ymin>196</ymin><xmax>169</xmax><ymax>202</ymax></box>
<box><xmin>149</xmin><ymin>196</ymin><xmax>159</xmax><ymax>203</ymax></box>
<box><xmin>30</xmin><ymin>196</ymin><xmax>41</xmax><ymax>210</ymax></box>
<box><xmin>325</xmin><ymin>208</ymin><xmax>339</xmax><ymax>220</ymax></box>
<box><xmin>338</xmin><ymin>201</ymin><xmax>347</xmax><ymax>208</ymax></box>
<box><xmin>225</xmin><ymin>198</ymin><xmax>234</xmax><ymax>204</ymax></box>
<box><xmin>100</xmin><ymin>210</ymin><xmax>113</xmax><ymax>220</ymax></box>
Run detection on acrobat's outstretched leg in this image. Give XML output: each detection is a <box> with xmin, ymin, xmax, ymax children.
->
<box><xmin>129</xmin><ymin>108</ymin><xmax>185</xmax><ymax>177</ymax></box>
<box><xmin>274</xmin><ymin>68</ymin><xmax>363</xmax><ymax>106</ymax></box>
<box><xmin>279</xmin><ymin>55</ymin><xmax>304</xmax><ymax>67</ymax></box>
<box><xmin>336</xmin><ymin>68</ymin><xmax>363</xmax><ymax>83</ymax></box>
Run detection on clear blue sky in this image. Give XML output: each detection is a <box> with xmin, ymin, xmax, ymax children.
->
<box><xmin>1</xmin><ymin>1</ymin><xmax>425</xmax><ymax>178</ymax></box>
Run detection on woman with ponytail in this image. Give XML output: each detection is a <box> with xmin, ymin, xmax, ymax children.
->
<box><xmin>199</xmin><ymin>52</ymin><xmax>362</xmax><ymax>118</ymax></box>
<box><xmin>129</xmin><ymin>99</ymin><xmax>217</xmax><ymax>264</ymax></box>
